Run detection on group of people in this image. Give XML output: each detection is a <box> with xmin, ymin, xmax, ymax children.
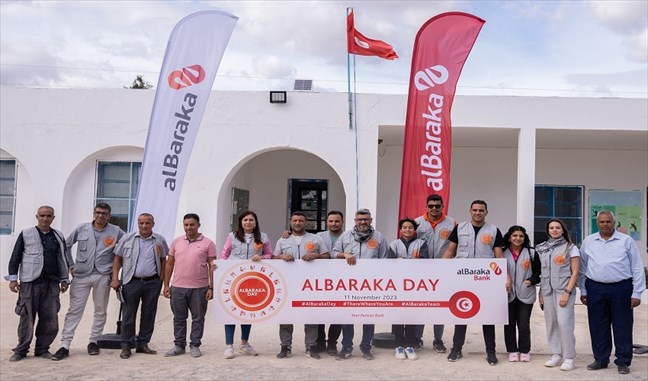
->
<box><xmin>6</xmin><ymin>197</ymin><xmax>645</xmax><ymax>375</ymax></box>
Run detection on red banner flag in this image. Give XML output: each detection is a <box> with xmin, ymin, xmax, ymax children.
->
<box><xmin>347</xmin><ymin>9</ymin><xmax>398</xmax><ymax>60</ymax></box>
<box><xmin>398</xmin><ymin>12</ymin><xmax>484</xmax><ymax>221</ymax></box>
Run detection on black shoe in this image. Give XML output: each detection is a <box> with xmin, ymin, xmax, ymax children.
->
<box><xmin>327</xmin><ymin>345</ymin><xmax>338</xmax><ymax>356</ymax></box>
<box><xmin>306</xmin><ymin>346</ymin><xmax>321</xmax><ymax>359</ymax></box>
<box><xmin>617</xmin><ymin>364</ymin><xmax>630</xmax><ymax>375</ymax></box>
<box><xmin>413</xmin><ymin>339</ymin><xmax>424</xmax><ymax>351</ymax></box>
<box><xmin>35</xmin><ymin>351</ymin><xmax>52</xmax><ymax>359</ymax></box>
<box><xmin>487</xmin><ymin>352</ymin><xmax>498</xmax><ymax>365</ymax></box>
<box><xmin>276</xmin><ymin>345</ymin><xmax>291</xmax><ymax>359</ymax></box>
<box><xmin>9</xmin><ymin>353</ymin><xmax>26</xmax><ymax>362</ymax></box>
<box><xmin>587</xmin><ymin>361</ymin><xmax>608</xmax><ymax>370</ymax></box>
<box><xmin>135</xmin><ymin>344</ymin><xmax>157</xmax><ymax>355</ymax></box>
<box><xmin>432</xmin><ymin>339</ymin><xmax>447</xmax><ymax>353</ymax></box>
<box><xmin>87</xmin><ymin>342</ymin><xmax>100</xmax><ymax>355</ymax></box>
<box><xmin>447</xmin><ymin>348</ymin><xmax>463</xmax><ymax>362</ymax></box>
<box><xmin>361</xmin><ymin>350</ymin><xmax>374</xmax><ymax>360</ymax></box>
<box><xmin>51</xmin><ymin>347</ymin><xmax>69</xmax><ymax>361</ymax></box>
<box><xmin>120</xmin><ymin>348</ymin><xmax>131</xmax><ymax>359</ymax></box>
<box><xmin>336</xmin><ymin>348</ymin><xmax>352</xmax><ymax>360</ymax></box>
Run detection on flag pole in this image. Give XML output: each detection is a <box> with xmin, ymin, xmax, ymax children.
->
<box><xmin>346</xmin><ymin>7</ymin><xmax>353</xmax><ymax>130</ymax></box>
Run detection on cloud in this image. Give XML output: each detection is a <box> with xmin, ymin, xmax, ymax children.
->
<box><xmin>587</xmin><ymin>1</ymin><xmax>648</xmax><ymax>63</ymax></box>
<box><xmin>252</xmin><ymin>55</ymin><xmax>296</xmax><ymax>78</ymax></box>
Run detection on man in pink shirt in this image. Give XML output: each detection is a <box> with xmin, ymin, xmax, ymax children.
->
<box><xmin>162</xmin><ymin>213</ymin><xmax>217</xmax><ymax>358</ymax></box>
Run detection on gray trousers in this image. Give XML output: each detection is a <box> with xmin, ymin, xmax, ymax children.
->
<box><xmin>13</xmin><ymin>280</ymin><xmax>61</xmax><ymax>356</ymax></box>
<box><xmin>60</xmin><ymin>273</ymin><xmax>111</xmax><ymax>348</ymax></box>
<box><xmin>543</xmin><ymin>290</ymin><xmax>576</xmax><ymax>359</ymax></box>
<box><xmin>170</xmin><ymin>286</ymin><xmax>208</xmax><ymax>347</ymax></box>
<box><xmin>279</xmin><ymin>324</ymin><xmax>319</xmax><ymax>350</ymax></box>
<box><xmin>120</xmin><ymin>276</ymin><xmax>162</xmax><ymax>349</ymax></box>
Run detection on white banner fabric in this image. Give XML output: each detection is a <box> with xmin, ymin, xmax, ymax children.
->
<box><xmin>132</xmin><ymin>11</ymin><xmax>238</xmax><ymax>240</ymax></box>
<box><xmin>213</xmin><ymin>258</ymin><xmax>508</xmax><ymax>324</ymax></box>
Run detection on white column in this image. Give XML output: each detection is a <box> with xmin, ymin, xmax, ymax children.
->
<box><xmin>517</xmin><ymin>127</ymin><xmax>536</xmax><ymax>243</ymax></box>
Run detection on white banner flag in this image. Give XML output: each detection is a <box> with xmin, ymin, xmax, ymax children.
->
<box><xmin>213</xmin><ymin>258</ymin><xmax>508</xmax><ymax>324</ymax></box>
<box><xmin>132</xmin><ymin>11</ymin><xmax>238</xmax><ymax>239</ymax></box>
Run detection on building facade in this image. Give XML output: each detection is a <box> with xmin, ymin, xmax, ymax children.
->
<box><xmin>1</xmin><ymin>87</ymin><xmax>646</xmax><ymax>277</ymax></box>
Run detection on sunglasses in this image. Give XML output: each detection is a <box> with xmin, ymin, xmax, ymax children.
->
<box><xmin>427</xmin><ymin>204</ymin><xmax>443</xmax><ymax>209</ymax></box>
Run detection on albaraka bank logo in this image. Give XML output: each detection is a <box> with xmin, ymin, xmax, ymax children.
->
<box><xmin>167</xmin><ymin>64</ymin><xmax>206</xmax><ymax>90</ymax></box>
<box><xmin>218</xmin><ymin>262</ymin><xmax>287</xmax><ymax>323</ymax></box>
<box><xmin>457</xmin><ymin>262</ymin><xmax>503</xmax><ymax>281</ymax></box>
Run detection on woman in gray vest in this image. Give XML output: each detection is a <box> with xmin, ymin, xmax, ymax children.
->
<box><xmin>535</xmin><ymin>219</ymin><xmax>580</xmax><ymax>371</ymax></box>
<box><xmin>219</xmin><ymin>211</ymin><xmax>272</xmax><ymax>359</ymax></box>
<box><xmin>502</xmin><ymin>225</ymin><xmax>540</xmax><ymax>363</ymax></box>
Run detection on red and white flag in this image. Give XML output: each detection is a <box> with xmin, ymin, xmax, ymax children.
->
<box><xmin>347</xmin><ymin>9</ymin><xmax>398</xmax><ymax>60</ymax></box>
<box><xmin>398</xmin><ymin>12</ymin><xmax>484</xmax><ymax>221</ymax></box>
<box><xmin>132</xmin><ymin>11</ymin><xmax>237</xmax><ymax>240</ymax></box>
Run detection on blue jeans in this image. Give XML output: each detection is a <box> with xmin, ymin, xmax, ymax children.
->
<box><xmin>340</xmin><ymin>324</ymin><xmax>374</xmax><ymax>352</ymax></box>
<box><xmin>224</xmin><ymin>324</ymin><xmax>251</xmax><ymax>345</ymax></box>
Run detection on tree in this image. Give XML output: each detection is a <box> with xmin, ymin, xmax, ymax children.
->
<box><xmin>126</xmin><ymin>75</ymin><xmax>153</xmax><ymax>89</ymax></box>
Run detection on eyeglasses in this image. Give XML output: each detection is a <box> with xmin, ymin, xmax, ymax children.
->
<box><xmin>94</xmin><ymin>211</ymin><xmax>109</xmax><ymax>216</ymax></box>
<box><xmin>427</xmin><ymin>204</ymin><xmax>443</xmax><ymax>209</ymax></box>
<box><xmin>355</xmin><ymin>218</ymin><xmax>372</xmax><ymax>222</ymax></box>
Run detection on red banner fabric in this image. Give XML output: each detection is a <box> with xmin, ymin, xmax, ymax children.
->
<box><xmin>398</xmin><ymin>12</ymin><xmax>485</xmax><ymax>221</ymax></box>
<box><xmin>347</xmin><ymin>9</ymin><xmax>398</xmax><ymax>60</ymax></box>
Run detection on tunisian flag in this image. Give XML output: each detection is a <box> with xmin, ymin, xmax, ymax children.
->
<box><xmin>398</xmin><ymin>12</ymin><xmax>484</xmax><ymax>221</ymax></box>
<box><xmin>347</xmin><ymin>10</ymin><xmax>398</xmax><ymax>60</ymax></box>
<box><xmin>132</xmin><ymin>11</ymin><xmax>237</xmax><ymax>240</ymax></box>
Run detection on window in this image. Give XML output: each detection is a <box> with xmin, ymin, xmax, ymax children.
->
<box><xmin>96</xmin><ymin>161</ymin><xmax>141</xmax><ymax>232</ymax></box>
<box><xmin>0</xmin><ymin>159</ymin><xmax>17</xmax><ymax>234</ymax></box>
<box><xmin>289</xmin><ymin>179</ymin><xmax>328</xmax><ymax>233</ymax></box>
<box><xmin>534</xmin><ymin>185</ymin><xmax>584</xmax><ymax>245</ymax></box>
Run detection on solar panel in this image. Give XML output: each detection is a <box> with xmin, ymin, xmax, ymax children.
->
<box><xmin>293</xmin><ymin>79</ymin><xmax>313</xmax><ymax>91</ymax></box>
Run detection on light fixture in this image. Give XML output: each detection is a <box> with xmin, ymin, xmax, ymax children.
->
<box><xmin>269</xmin><ymin>91</ymin><xmax>287</xmax><ymax>104</ymax></box>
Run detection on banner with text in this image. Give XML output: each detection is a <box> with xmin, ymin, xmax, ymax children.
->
<box><xmin>213</xmin><ymin>258</ymin><xmax>507</xmax><ymax>324</ymax></box>
<box><xmin>399</xmin><ymin>12</ymin><xmax>484</xmax><ymax>220</ymax></box>
<box><xmin>132</xmin><ymin>11</ymin><xmax>237</xmax><ymax>239</ymax></box>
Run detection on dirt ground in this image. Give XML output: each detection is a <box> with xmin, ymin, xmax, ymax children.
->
<box><xmin>1</xmin><ymin>286</ymin><xmax>646</xmax><ymax>381</ymax></box>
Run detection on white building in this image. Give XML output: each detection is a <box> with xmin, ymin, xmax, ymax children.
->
<box><xmin>1</xmin><ymin>87</ymin><xmax>647</xmax><ymax>274</ymax></box>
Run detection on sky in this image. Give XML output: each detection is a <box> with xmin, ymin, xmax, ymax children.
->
<box><xmin>1</xmin><ymin>0</ymin><xmax>647</xmax><ymax>98</ymax></box>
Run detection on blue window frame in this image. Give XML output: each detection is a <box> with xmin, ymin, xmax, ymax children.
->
<box><xmin>534</xmin><ymin>185</ymin><xmax>584</xmax><ymax>245</ymax></box>
<box><xmin>95</xmin><ymin>161</ymin><xmax>141</xmax><ymax>232</ymax></box>
<box><xmin>0</xmin><ymin>159</ymin><xmax>17</xmax><ymax>235</ymax></box>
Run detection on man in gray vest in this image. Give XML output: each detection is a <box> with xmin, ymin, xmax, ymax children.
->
<box><xmin>273</xmin><ymin>211</ymin><xmax>329</xmax><ymax>359</ymax></box>
<box><xmin>315</xmin><ymin>210</ymin><xmax>345</xmax><ymax>356</ymax></box>
<box><xmin>333</xmin><ymin>208</ymin><xmax>389</xmax><ymax>360</ymax></box>
<box><xmin>6</xmin><ymin>205</ymin><xmax>70</xmax><ymax>362</ymax></box>
<box><xmin>443</xmin><ymin>200</ymin><xmax>506</xmax><ymax>365</ymax></box>
<box><xmin>111</xmin><ymin>213</ymin><xmax>168</xmax><ymax>359</ymax></box>
<box><xmin>51</xmin><ymin>203</ymin><xmax>125</xmax><ymax>361</ymax></box>
<box><xmin>414</xmin><ymin>194</ymin><xmax>456</xmax><ymax>352</ymax></box>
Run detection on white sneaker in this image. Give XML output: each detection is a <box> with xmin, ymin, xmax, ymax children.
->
<box><xmin>519</xmin><ymin>353</ymin><xmax>531</xmax><ymax>362</ymax></box>
<box><xmin>560</xmin><ymin>358</ymin><xmax>575</xmax><ymax>371</ymax></box>
<box><xmin>545</xmin><ymin>354</ymin><xmax>562</xmax><ymax>367</ymax></box>
<box><xmin>404</xmin><ymin>347</ymin><xmax>418</xmax><ymax>360</ymax></box>
<box><xmin>395</xmin><ymin>346</ymin><xmax>406</xmax><ymax>360</ymax></box>
<box><xmin>239</xmin><ymin>343</ymin><xmax>258</xmax><ymax>356</ymax></box>
<box><xmin>509</xmin><ymin>352</ymin><xmax>519</xmax><ymax>362</ymax></box>
<box><xmin>224</xmin><ymin>345</ymin><xmax>235</xmax><ymax>359</ymax></box>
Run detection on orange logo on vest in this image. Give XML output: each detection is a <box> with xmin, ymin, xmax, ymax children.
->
<box><xmin>253</xmin><ymin>242</ymin><xmax>263</xmax><ymax>251</ymax></box>
<box><xmin>103</xmin><ymin>236</ymin><xmax>115</xmax><ymax>247</ymax></box>
<box><xmin>553</xmin><ymin>255</ymin><xmax>566</xmax><ymax>265</ymax></box>
<box><xmin>439</xmin><ymin>229</ymin><xmax>451</xmax><ymax>240</ymax></box>
<box><xmin>521</xmin><ymin>259</ymin><xmax>530</xmax><ymax>271</ymax></box>
<box><xmin>366</xmin><ymin>239</ymin><xmax>379</xmax><ymax>249</ymax></box>
<box><xmin>304</xmin><ymin>241</ymin><xmax>316</xmax><ymax>252</ymax></box>
<box><xmin>480</xmin><ymin>234</ymin><xmax>493</xmax><ymax>245</ymax></box>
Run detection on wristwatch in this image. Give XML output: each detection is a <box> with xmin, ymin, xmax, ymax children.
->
<box><xmin>565</xmin><ymin>289</ymin><xmax>572</xmax><ymax>295</ymax></box>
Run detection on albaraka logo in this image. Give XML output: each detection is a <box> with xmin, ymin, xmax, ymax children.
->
<box><xmin>167</xmin><ymin>64</ymin><xmax>206</xmax><ymax>90</ymax></box>
<box><xmin>457</xmin><ymin>262</ymin><xmax>502</xmax><ymax>281</ymax></box>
